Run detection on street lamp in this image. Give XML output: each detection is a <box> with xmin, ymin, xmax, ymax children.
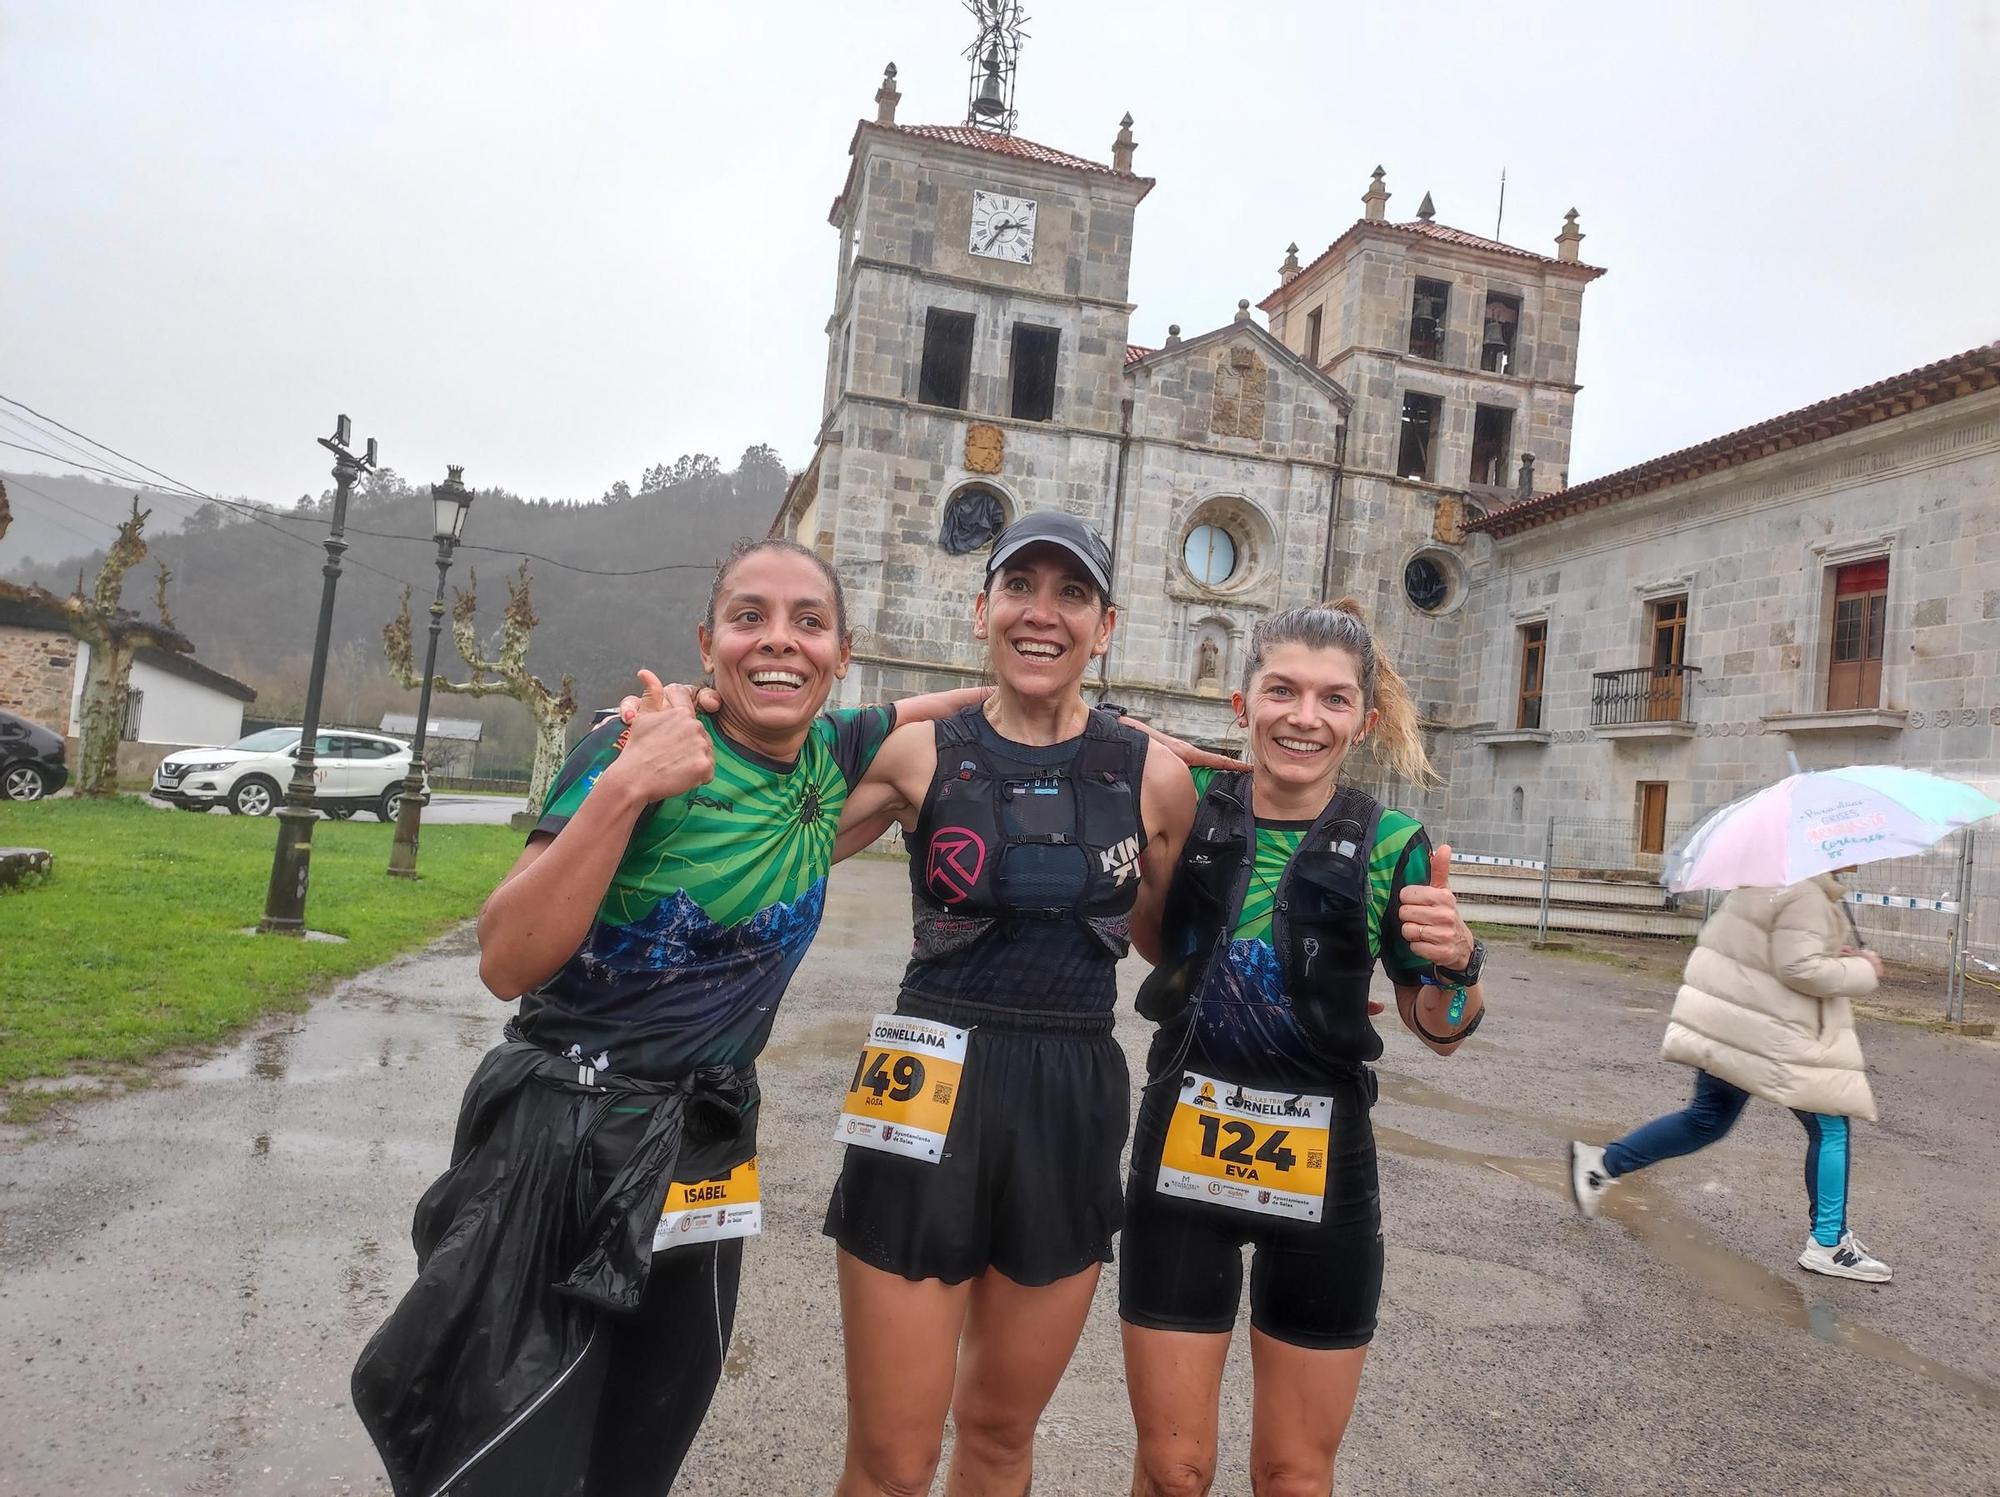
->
<box><xmin>259</xmin><ymin>415</ymin><xmax>376</xmax><ymax>934</ymax></box>
<box><xmin>387</xmin><ymin>465</ymin><xmax>474</xmax><ymax>879</ymax></box>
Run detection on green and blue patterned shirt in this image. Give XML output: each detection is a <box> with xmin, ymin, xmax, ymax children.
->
<box><xmin>514</xmin><ymin>708</ymin><xmax>894</xmax><ymax>1079</ymax></box>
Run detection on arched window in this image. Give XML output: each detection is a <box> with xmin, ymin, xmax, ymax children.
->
<box><xmin>939</xmin><ymin>485</ymin><xmax>1008</xmax><ymax>555</ymax></box>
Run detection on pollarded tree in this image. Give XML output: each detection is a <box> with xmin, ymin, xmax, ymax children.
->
<box><xmin>384</xmin><ymin>559</ymin><xmax>576</xmax><ymax>812</ymax></box>
<box><xmin>0</xmin><ymin>493</ymin><xmax>194</xmax><ymax>794</ymax></box>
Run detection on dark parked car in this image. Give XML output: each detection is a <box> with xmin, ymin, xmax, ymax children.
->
<box><xmin>0</xmin><ymin>709</ymin><xmax>69</xmax><ymax>801</ymax></box>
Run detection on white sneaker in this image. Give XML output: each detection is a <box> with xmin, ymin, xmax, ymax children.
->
<box><xmin>1799</xmin><ymin>1230</ymin><xmax>1892</xmax><ymax>1283</ymax></box>
<box><xmin>1569</xmin><ymin>1141</ymin><xmax>1612</xmax><ymax>1219</ymax></box>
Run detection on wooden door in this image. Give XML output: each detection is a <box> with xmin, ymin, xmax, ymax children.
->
<box><xmin>1638</xmin><ymin>782</ymin><xmax>1669</xmax><ymax>856</ymax></box>
<box><xmin>1827</xmin><ymin>560</ymin><xmax>1887</xmax><ymax>710</ymax></box>
<box><xmin>1648</xmin><ymin>598</ymin><xmax>1688</xmax><ymax>720</ymax></box>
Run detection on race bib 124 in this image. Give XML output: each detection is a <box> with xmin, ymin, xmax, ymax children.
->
<box><xmin>1156</xmin><ymin>1071</ymin><xmax>1333</xmax><ymax>1222</ymax></box>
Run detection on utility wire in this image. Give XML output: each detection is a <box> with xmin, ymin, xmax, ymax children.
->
<box><xmin>0</xmin><ymin>437</ymin><xmax>170</xmax><ymax>488</ymax></box>
<box><xmin>0</xmin><ymin>394</ymin><xmax>725</xmax><ymax>578</ymax></box>
<box><xmin>0</xmin><ymin>476</ymin><xmax>120</xmax><ymax>554</ymax></box>
<box><xmin>0</xmin><ymin>423</ymin><xmax>417</xmax><ymax>589</ymax></box>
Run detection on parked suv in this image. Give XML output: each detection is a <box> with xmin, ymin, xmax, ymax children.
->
<box><xmin>151</xmin><ymin>728</ymin><xmax>429</xmax><ymax>820</ymax></box>
<box><xmin>0</xmin><ymin>709</ymin><xmax>69</xmax><ymax>801</ymax></box>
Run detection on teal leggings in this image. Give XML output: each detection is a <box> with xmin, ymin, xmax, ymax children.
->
<box><xmin>1603</xmin><ymin>1069</ymin><xmax>1851</xmax><ymax>1247</ymax></box>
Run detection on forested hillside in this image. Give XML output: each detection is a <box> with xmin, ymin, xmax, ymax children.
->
<box><xmin>1</xmin><ymin>449</ymin><xmax>791</xmax><ymax>766</ymax></box>
<box><xmin>0</xmin><ymin>471</ymin><xmax>195</xmax><ymax>571</ymax></box>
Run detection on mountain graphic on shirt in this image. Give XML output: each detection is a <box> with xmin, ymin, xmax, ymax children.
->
<box><xmin>581</xmin><ymin>879</ymin><xmax>829</xmax><ymax>979</ymax></box>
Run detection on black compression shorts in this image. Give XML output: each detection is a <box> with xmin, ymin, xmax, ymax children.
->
<box><xmin>823</xmin><ymin>998</ymin><xmax>1129</xmax><ymax>1286</ymax></box>
<box><xmin>1118</xmin><ymin>1067</ymin><xmax>1383</xmax><ymax>1350</ymax></box>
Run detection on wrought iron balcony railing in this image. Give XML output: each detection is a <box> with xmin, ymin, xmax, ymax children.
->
<box><xmin>1590</xmin><ymin>664</ymin><xmax>1700</xmax><ymax>727</ymax></box>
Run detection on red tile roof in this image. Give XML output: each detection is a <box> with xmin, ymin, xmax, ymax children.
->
<box><xmin>1125</xmin><ymin>344</ymin><xmax>1155</xmax><ymax>366</ymax></box>
<box><xmin>1468</xmin><ymin>342</ymin><xmax>2000</xmax><ymax>539</ymax></box>
<box><xmin>1260</xmin><ymin>216</ymin><xmax>1605</xmax><ymax>310</ymax></box>
<box><xmin>832</xmin><ymin>120</ymin><xmax>1156</xmax><ymax>219</ymax></box>
<box><xmin>885</xmin><ymin>124</ymin><xmax>1126</xmax><ymax>176</ymax></box>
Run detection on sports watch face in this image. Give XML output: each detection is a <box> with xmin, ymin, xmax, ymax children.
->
<box><xmin>969</xmin><ymin>190</ymin><xmax>1037</xmax><ymax>263</ymax></box>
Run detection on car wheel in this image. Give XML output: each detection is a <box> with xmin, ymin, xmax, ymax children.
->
<box><xmin>230</xmin><ymin>776</ymin><xmax>280</xmax><ymax>816</ymax></box>
<box><xmin>2</xmin><ymin>763</ymin><xmax>47</xmax><ymax>802</ymax></box>
<box><xmin>376</xmin><ymin>787</ymin><xmax>404</xmax><ymax>823</ymax></box>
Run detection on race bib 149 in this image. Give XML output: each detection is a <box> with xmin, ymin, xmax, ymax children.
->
<box><xmin>833</xmin><ymin>1013</ymin><xmax>969</xmax><ymax>1164</ymax></box>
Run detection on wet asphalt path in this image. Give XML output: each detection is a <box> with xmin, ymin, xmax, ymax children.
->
<box><xmin>2</xmin><ymin>858</ymin><xmax>1997</xmax><ymax>1495</ymax></box>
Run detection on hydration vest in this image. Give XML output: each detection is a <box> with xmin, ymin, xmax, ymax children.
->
<box><xmin>909</xmin><ymin>706</ymin><xmax>1148</xmax><ymax>964</ymax></box>
<box><xmin>1137</xmin><ymin>773</ymin><xmax>1395</xmax><ymax>1064</ymax></box>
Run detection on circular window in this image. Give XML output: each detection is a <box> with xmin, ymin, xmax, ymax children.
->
<box><xmin>939</xmin><ymin>485</ymin><xmax>1008</xmax><ymax>555</ymax></box>
<box><xmin>1404</xmin><ymin>555</ymin><xmax>1449</xmax><ymax>612</ymax></box>
<box><xmin>1184</xmin><ymin>525</ymin><xmax>1238</xmax><ymax>587</ymax></box>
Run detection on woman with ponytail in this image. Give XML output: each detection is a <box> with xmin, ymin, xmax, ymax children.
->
<box><xmin>1118</xmin><ymin>598</ymin><xmax>1487</xmax><ymax>1495</ymax></box>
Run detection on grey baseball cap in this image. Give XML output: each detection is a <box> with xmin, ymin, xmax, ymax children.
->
<box><xmin>985</xmin><ymin>510</ymin><xmax>1114</xmax><ymax>597</ymax></box>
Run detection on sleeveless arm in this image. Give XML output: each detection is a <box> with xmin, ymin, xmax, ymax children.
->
<box><xmin>1130</xmin><ymin>739</ymin><xmax>1198</xmax><ymax>965</ymax></box>
<box><xmin>831</xmin><ymin>719</ymin><xmax>938</xmax><ymax>863</ymax></box>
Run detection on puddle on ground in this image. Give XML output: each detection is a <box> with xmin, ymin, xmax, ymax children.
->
<box><xmin>1375</xmin><ymin>1110</ymin><xmax>2000</xmax><ymax>1412</ymax></box>
<box><xmin>1376</xmin><ymin>1070</ymin><xmax>1622</xmax><ymax>1143</ymax></box>
<box><xmin>341</xmin><ymin>1235</ymin><xmax>390</xmax><ymax>1332</ymax></box>
<box><xmin>723</xmin><ymin>1329</ymin><xmax>756</xmax><ymax>1381</ymax></box>
<box><xmin>252</xmin><ymin>1031</ymin><xmax>292</xmax><ymax>1081</ymax></box>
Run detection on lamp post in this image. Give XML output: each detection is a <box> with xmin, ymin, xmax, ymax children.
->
<box><xmin>259</xmin><ymin>415</ymin><xmax>376</xmax><ymax>934</ymax></box>
<box><xmin>388</xmin><ymin>466</ymin><xmax>474</xmax><ymax>878</ymax></box>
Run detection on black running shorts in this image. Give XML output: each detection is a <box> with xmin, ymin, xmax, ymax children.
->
<box><xmin>823</xmin><ymin>999</ymin><xmax>1130</xmax><ymax>1287</ymax></box>
<box><xmin>1119</xmin><ymin>1067</ymin><xmax>1383</xmax><ymax>1350</ymax></box>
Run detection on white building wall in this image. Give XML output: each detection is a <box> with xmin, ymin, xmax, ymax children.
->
<box><xmin>69</xmin><ymin>643</ymin><xmax>248</xmax><ymax>747</ymax></box>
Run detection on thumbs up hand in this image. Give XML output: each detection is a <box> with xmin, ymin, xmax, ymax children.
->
<box><xmin>621</xmin><ymin>669</ymin><xmax>724</xmax><ymax>724</ymax></box>
<box><xmin>1397</xmin><ymin>842</ymin><xmax>1477</xmax><ymax>973</ymax></box>
<box><xmin>603</xmin><ymin>671</ymin><xmax>715</xmax><ymax>803</ymax></box>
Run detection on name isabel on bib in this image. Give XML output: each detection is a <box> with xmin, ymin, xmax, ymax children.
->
<box><xmin>653</xmin><ymin>1157</ymin><xmax>762</xmax><ymax>1251</ymax></box>
<box><xmin>834</xmin><ymin>1013</ymin><xmax>970</xmax><ymax>1164</ymax></box>
<box><xmin>1157</xmin><ymin>1071</ymin><xmax>1334</xmax><ymax>1222</ymax></box>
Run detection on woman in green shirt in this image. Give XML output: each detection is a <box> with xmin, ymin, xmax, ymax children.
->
<box><xmin>1119</xmin><ymin>599</ymin><xmax>1488</xmax><ymax>1495</ymax></box>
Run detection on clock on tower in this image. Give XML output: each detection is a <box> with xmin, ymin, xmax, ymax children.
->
<box><xmin>969</xmin><ymin>189</ymin><xmax>1037</xmax><ymax>264</ymax></box>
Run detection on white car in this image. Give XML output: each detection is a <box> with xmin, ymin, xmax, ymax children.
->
<box><xmin>151</xmin><ymin>728</ymin><xmax>430</xmax><ymax>820</ymax></box>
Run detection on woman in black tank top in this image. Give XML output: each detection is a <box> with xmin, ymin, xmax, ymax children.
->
<box><xmin>822</xmin><ymin>513</ymin><xmax>1198</xmax><ymax>1497</ymax></box>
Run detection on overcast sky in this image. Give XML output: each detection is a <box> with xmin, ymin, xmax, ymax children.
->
<box><xmin>4</xmin><ymin>0</ymin><xmax>1996</xmax><ymax>513</ymax></box>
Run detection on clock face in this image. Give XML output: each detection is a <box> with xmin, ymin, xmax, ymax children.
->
<box><xmin>970</xmin><ymin>190</ymin><xmax>1037</xmax><ymax>264</ymax></box>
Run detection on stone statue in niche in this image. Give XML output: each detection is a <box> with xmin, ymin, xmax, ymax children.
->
<box><xmin>1194</xmin><ymin>635</ymin><xmax>1222</xmax><ymax>695</ymax></box>
<box><xmin>1210</xmin><ymin>346</ymin><xmax>1267</xmax><ymax>440</ymax></box>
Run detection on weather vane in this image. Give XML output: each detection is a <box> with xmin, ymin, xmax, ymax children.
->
<box><xmin>964</xmin><ymin>0</ymin><xmax>1029</xmax><ymax>135</ymax></box>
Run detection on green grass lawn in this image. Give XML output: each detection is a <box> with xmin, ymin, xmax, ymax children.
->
<box><xmin>0</xmin><ymin>798</ymin><xmax>520</xmax><ymax>1091</ymax></box>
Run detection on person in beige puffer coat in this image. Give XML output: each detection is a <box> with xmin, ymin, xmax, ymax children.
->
<box><xmin>1568</xmin><ymin>874</ymin><xmax>1893</xmax><ymax>1283</ymax></box>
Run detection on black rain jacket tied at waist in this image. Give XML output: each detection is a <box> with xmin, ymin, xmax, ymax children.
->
<box><xmin>351</xmin><ymin>1028</ymin><xmax>754</xmax><ymax>1497</ymax></box>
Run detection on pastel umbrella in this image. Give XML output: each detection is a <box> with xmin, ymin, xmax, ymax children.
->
<box><xmin>1664</xmin><ymin>765</ymin><xmax>2000</xmax><ymax>893</ymax></box>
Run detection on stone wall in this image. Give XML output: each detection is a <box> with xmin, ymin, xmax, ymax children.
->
<box><xmin>1440</xmin><ymin>390</ymin><xmax>2000</xmax><ymax>848</ymax></box>
<box><xmin>0</xmin><ymin>625</ymin><xmax>76</xmax><ymax>731</ymax></box>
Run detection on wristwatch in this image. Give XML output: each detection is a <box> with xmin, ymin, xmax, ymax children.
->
<box><xmin>1435</xmin><ymin>938</ymin><xmax>1485</xmax><ymax>987</ymax></box>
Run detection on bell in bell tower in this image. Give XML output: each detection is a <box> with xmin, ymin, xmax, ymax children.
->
<box><xmin>963</xmin><ymin>1</ymin><xmax>1027</xmax><ymax>134</ymax></box>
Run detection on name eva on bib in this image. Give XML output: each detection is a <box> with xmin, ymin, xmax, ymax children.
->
<box><xmin>1156</xmin><ymin>1071</ymin><xmax>1334</xmax><ymax>1222</ymax></box>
